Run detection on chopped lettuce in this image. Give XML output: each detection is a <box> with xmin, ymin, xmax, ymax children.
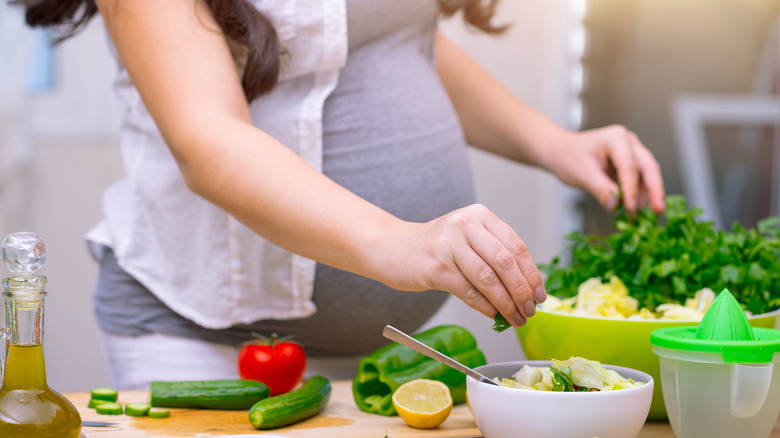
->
<box><xmin>496</xmin><ymin>357</ymin><xmax>644</xmax><ymax>392</ymax></box>
<box><xmin>540</xmin><ymin>277</ymin><xmax>726</xmax><ymax>320</ymax></box>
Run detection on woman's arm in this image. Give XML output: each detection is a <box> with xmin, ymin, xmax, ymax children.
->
<box><xmin>435</xmin><ymin>33</ymin><xmax>665</xmax><ymax>214</ymax></box>
<box><xmin>96</xmin><ymin>0</ymin><xmax>391</xmax><ymax>275</ymax></box>
<box><xmin>94</xmin><ymin>0</ymin><xmax>544</xmax><ymax>327</ymax></box>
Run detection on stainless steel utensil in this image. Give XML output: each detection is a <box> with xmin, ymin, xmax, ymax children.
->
<box><xmin>382</xmin><ymin>325</ymin><xmax>500</xmax><ymax>386</ymax></box>
<box><xmin>82</xmin><ymin>421</ymin><xmax>118</xmax><ymax>427</ymax></box>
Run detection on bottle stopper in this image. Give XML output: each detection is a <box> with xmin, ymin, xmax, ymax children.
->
<box><xmin>1</xmin><ymin>231</ymin><xmax>46</xmax><ymax>279</ymax></box>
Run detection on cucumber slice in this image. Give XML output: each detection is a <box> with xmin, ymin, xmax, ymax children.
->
<box><xmin>96</xmin><ymin>402</ymin><xmax>124</xmax><ymax>415</ymax></box>
<box><xmin>147</xmin><ymin>407</ymin><xmax>171</xmax><ymax>419</ymax></box>
<box><xmin>125</xmin><ymin>403</ymin><xmax>152</xmax><ymax>417</ymax></box>
<box><xmin>88</xmin><ymin>398</ymin><xmax>112</xmax><ymax>409</ymax></box>
<box><xmin>91</xmin><ymin>387</ymin><xmax>119</xmax><ymax>402</ymax></box>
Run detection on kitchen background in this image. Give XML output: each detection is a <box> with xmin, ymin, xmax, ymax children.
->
<box><xmin>0</xmin><ymin>0</ymin><xmax>777</xmax><ymax>393</ymax></box>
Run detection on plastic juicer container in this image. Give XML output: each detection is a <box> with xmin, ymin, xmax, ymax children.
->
<box><xmin>651</xmin><ymin>290</ymin><xmax>780</xmax><ymax>438</ymax></box>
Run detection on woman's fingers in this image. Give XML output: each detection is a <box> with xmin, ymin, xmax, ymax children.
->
<box><xmin>444</xmin><ymin>270</ymin><xmax>499</xmax><ymax>321</ymax></box>
<box><xmin>442</xmin><ymin>205</ymin><xmax>544</xmax><ymax>327</ymax></box>
<box><xmin>629</xmin><ymin>132</ymin><xmax>666</xmax><ymax>213</ymax></box>
<box><xmin>451</xmin><ymin>247</ymin><xmax>523</xmax><ymax>324</ymax></box>
<box><xmin>456</xmin><ymin>232</ymin><xmax>533</xmax><ymax>325</ymax></box>
<box><xmin>576</xmin><ymin>126</ymin><xmax>665</xmax><ymax>215</ymax></box>
<box><xmin>584</xmin><ymin>169</ymin><xmax>621</xmax><ymax>211</ymax></box>
<box><xmin>480</xmin><ymin>210</ymin><xmax>546</xmax><ymax>306</ymax></box>
<box><xmin>602</xmin><ymin>127</ymin><xmax>640</xmax><ymax>213</ymax></box>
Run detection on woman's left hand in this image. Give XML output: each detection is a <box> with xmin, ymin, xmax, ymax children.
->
<box><xmin>434</xmin><ymin>34</ymin><xmax>665</xmax><ymax>214</ymax></box>
<box><xmin>549</xmin><ymin>124</ymin><xmax>666</xmax><ymax>215</ymax></box>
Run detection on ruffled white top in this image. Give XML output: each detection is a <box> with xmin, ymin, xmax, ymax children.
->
<box><xmin>86</xmin><ymin>0</ymin><xmax>348</xmax><ymax>328</ymax></box>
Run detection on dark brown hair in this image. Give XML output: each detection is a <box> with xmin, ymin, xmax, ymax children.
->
<box><xmin>21</xmin><ymin>0</ymin><xmax>504</xmax><ymax>101</ymax></box>
<box><xmin>440</xmin><ymin>0</ymin><xmax>508</xmax><ymax>35</ymax></box>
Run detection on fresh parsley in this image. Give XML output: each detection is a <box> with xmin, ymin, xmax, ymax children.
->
<box><xmin>493</xmin><ymin>313</ymin><xmax>511</xmax><ymax>333</ymax></box>
<box><xmin>549</xmin><ymin>363</ymin><xmax>589</xmax><ymax>392</ymax></box>
<box><xmin>541</xmin><ymin>195</ymin><xmax>780</xmax><ymax>315</ymax></box>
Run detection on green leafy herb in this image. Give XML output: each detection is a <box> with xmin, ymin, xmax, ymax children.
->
<box><xmin>541</xmin><ymin>195</ymin><xmax>780</xmax><ymax>315</ymax></box>
<box><xmin>549</xmin><ymin>364</ymin><xmax>589</xmax><ymax>392</ymax></box>
<box><xmin>550</xmin><ymin>364</ymin><xmax>574</xmax><ymax>391</ymax></box>
<box><xmin>492</xmin><ymin>313</ymin><xmax>511</xmax><ymax>333</ymax></box>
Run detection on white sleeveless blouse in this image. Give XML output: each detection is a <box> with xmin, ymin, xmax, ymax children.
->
<box><xmin>86</xmin><ymin>0</ymin><xmax>348</xmax><ymax>328</ymax></box>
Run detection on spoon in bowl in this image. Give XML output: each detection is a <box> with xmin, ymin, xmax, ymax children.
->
<box><xmin>383</xmin><ymin>325</ymin><xmax>500</xmax><ymax>386</ymax></box>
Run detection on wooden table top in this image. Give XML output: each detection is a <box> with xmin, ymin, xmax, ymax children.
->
<box><xmin>67</xmin><ymin>381</ymin><xmax>780</xmax><ymax>437</ymax></box>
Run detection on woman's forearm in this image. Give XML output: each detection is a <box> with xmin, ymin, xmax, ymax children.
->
<box><xmin>182</xmin><ymin>114</ymin><xmax>402</xmax><ymax>279</ymax></box>
<box><xmin>435</xmin><ymin>32</ymin><xmax>572</xmax><ymax>172</ymax></box>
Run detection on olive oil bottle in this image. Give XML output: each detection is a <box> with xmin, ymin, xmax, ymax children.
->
<box><xmin>0</xmin><ymin>232</ymin><xmax>81</xmax><ymax>437</ymax></box>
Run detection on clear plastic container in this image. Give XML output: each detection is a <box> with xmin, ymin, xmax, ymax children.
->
<box><xmin>651</xmin><ymin>289</ymin><xmax>780</xmax><ymax>438</ymax></box>
<box><xmin>654</xmin><ymin>347</ymin><xmax>780</xmax><ymax>438</ymax></box>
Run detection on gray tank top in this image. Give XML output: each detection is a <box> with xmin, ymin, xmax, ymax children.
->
<box><xmin>93</xmin><ymin>0</ymin><xmax>476</xmax><ymax>357</ymax></box>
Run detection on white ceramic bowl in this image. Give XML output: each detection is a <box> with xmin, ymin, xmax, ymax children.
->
<box><xmin>466</xmin><ymin>361</ymin><xmax>654</xmax><ymax>438</ymax></box>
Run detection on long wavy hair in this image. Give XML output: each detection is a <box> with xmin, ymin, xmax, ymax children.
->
<box><xmin>21</xmin><ymin>0</ymin><xmax>506</xmax><ymax>102</ymax></box>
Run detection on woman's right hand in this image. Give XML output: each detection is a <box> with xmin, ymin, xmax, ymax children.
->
<box><xmin>375</xmin><ymin>204</ymin><xmax>547</xmax><ymax>328</ymax></box>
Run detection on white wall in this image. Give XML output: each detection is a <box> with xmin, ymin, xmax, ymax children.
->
<box><xmin>1</xmin><ymin>1</ymin><xmax>578</xmax><ymax>392</ymax></box>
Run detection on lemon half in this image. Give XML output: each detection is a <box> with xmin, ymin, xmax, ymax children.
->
<box><xmin>392</xmin><ymin>379</ymin><xmax>453</xmax><ymax>429</ymax></box>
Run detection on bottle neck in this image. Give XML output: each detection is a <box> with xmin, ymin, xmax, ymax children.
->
<box><xmin>2</xmin><ymin>276</ymin><xmax>47</xmax><ymax>346</ymax></box>
<box><xmin>5</xmin><ymin>293</ymin><xmax>45</xmax><ymax>346</ymax></box>
<box><xmin>2</xmin><ymin>291</ymin><xmax>47</xmax><ymax>389</ymax></box>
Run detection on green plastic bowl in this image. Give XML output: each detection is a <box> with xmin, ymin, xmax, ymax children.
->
<box><xmin>516</xmin><ymin>308</ymin><xmax>780</xmax><ymax>420</ymax></box>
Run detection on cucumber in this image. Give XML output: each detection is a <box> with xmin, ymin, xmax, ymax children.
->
<box><xmin>96</xmin><ymin>402</ymin><xmax>123</xmax><ymax>415</ymax></box>
<box><xmin>91</xmin><ymin>387</ymin><xmax>119</xmax><ymax>402</ymax></box>
<box><xmin>249</xmin><ymin>376</ymin><xmax>331</xmax><ymax>430</ymax></box>
<box><xmin>147</xmin><ymin>407</ymin><xmax>171</xmax><ymax>419</ymax></box>
<box><xmin>89</xmin><ymin>398</ymin><xmax>112</xmax><ymax>409</ymax></box>
<box><xmin>125</xmin><ymin>403</ymin><xmax>151</xmax><ymax>417</ymax></box>
<box><xmin>150</xmin><ymin>379</ymin><xmax>270</xmax><ymax>410</ymax></box>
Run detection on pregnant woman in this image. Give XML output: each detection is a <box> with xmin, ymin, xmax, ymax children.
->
<box><xmin>19</xmin><ymin>0</ymin><xmax>665</xmax><ymax>387</ymax></box>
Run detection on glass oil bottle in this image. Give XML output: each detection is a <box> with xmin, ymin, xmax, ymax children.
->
<box><xmin>0</xmin><ymin>232</ymin><xmax>81</xmax><ymax>437</ymax></box>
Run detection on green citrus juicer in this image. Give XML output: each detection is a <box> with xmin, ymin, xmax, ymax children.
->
<box><xmin>650</xmin><ymin>289</ymin><xmax>780</xmax><ymax>438</ymax></box>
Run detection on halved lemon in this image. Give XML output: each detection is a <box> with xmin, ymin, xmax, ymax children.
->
<box><xmin>392</xmin><ymin>379</ymin><xmax>453</xmax><ymax>429</ymax></box>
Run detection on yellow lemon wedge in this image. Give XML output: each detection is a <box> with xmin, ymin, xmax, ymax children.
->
<box><xmin>392</xmin><ymin>379</ymin><xmax>453</xmax><ymax>429</ymax></box>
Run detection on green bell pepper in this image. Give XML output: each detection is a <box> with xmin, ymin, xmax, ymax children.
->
<box><xmin>352</xmin><ymin>324</ymin><xmax>487</xmax><ymax>416</ymax></box>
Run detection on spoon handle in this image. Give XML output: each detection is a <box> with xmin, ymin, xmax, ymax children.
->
<box><xmin>383</xmin><ymin>325</ymin><xmax>499</xmax><ymax>386</ymax></box>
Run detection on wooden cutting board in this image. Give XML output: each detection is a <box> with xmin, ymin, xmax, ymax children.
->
<box><xmin>74</xmin><ymin>380</ymin><xmax>483</xmax><ymax>438</ymax></box>
<box><xmin>70</xmin><ymin>380</ymin><xmax>776</xmax><ymax>438</ymax></box>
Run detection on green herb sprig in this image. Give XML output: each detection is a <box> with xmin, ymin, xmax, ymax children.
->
<box><xmin>550</xmin><ymin>364</ymin><xmax>589</xmax><ymax>392</ymax></box>
<box><xmin>541</xmin><ymin>195</ymin><xmax>780</xmax><ymax>315</ymax></box>
<box><xmin>492</xmin><ymin>313</ymin><xmax>511</xmax><ymax>333</ymax></box>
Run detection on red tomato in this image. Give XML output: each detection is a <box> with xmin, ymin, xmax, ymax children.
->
<box><xmin>237</xmin><ymin>334</ymin><xmax>306</xmax><ymax>396</ymax></box>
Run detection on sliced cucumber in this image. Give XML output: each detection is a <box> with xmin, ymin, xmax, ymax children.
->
<box><xmin>89</xmin><ymin>398</ymin><xmax>112</xmax><ymax>409</ymax></box>
<box><xmin>147</xmin><ymin>407</ymin><xmax>171</xmax><ymax>419</ymax></box>
<box><xmin>96</xmin><ymin>402</ymin><xmax>123</xmax><ymax>415</ymax></box>
<box><xmin>249</xmin><ymin>376</ymin><xmax>331</xmax><ymax>430</ymax></box>
<box><xmin>90</xmin><ymin>387</ymin><xmax>119</xmax><ymax>402</ymax></box>
<box><xmin>125</xmin><ymin>403</ymin><xmax>152</xmax><ymax>417</ymax></box>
